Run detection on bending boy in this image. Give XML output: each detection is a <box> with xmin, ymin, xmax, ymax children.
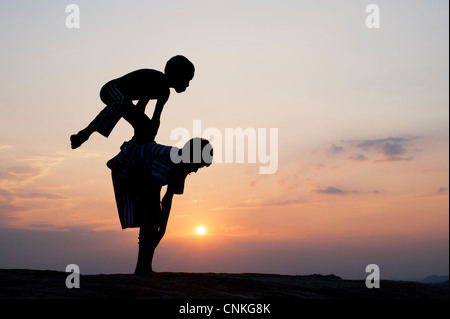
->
<box><xmin>107</xmin><ymin>138</ymin><xmax>213</xmax><ymax>274</ymax></box>
<box><xmin>70</xmin><ymin>55</ymin><xmax>195</xmax><ymax>149</ymax></box>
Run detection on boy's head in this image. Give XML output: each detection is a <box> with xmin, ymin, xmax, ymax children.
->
<box><xmin>179</xmin><ymin>138</ymin><xmax>213</xmax><ymax>174</ymax></box>
<box><xmin>165</xmin><ymin>55</ymin><xmax>195</xmax><ymax>93</ymax></box>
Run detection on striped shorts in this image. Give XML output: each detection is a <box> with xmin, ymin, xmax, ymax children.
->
<box><xmin>96</xmin><ymin>80</ymin><xmax>128</xmax><ymax>137</ymax></box>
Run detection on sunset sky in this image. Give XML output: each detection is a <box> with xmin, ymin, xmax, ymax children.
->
<box><xmin>0</xmin><ymin>0</ymin><xmax>448</xmax><ymax>280</ymax></box>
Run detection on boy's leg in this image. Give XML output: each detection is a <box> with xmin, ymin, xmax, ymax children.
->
<box><xmin>71</xmin><ymin>82</ymin><xmax>127</xmax><ymax>149</ymax></box>
<box><xmin>70</xmin><ymin>128</ymin><xmax>93</xmax><ymax>150</ymax></box>
<box><xmin>70</xmin><ymin>107</ymin><xmax>107</xmax><ymax>149</ymax></box>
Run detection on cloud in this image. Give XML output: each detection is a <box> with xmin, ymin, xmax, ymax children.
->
<box><xmin>16</xmin><ymin>192</ymin><xmax>67</xmax><ymax>200</ymax></box>
<box><xmin>276</xmin><ymin>174</ymin><xmax>301</xmax><ymax>192</ymax></box>
<box><xmin>355</xmin><ymin>137</ymin><xmax>412</xmax><ymax>161</ymax></box>
<box><xmin>172</xmin><ymin>214</ymin><xmax>190</xmax><ymax>219</ymax></box>
<box><xmin>0</xmin><ymin>145</ymin><xmax>13</xmax><ymax>151</ymax></box>
<box><xmin>0</xmin><ymin>186</ymin><xmax>66</xmax><ymax>228</ymax></box>
<box><xmin>356</xmin><ymin>137</ymin><xmax>409</xmax><ymax>148</ymax></box>
<box><xmin>437</xmin><ymin>187</ymin><xmax>448</xmax><ymax>193</ymax></box>
<box><xmin>0</xmin><ymin>201</ymin><xmax>25</xmax><ymax>215</ymax></box>
<box><xmin>217</xmin><ymin>224</ymin><xmax>242</xmax><ymax>234</ymax></box>
<box><xmin>0</xmin><ymin>187</ymin><xmax>13</xmax><ymax>200</ymax></box>
<box><xmin>348</xmin><ymin>153</ymin><xmax>369</xmax><ymax>162</ymax></box>
<box><xmin>0</xmin><ymin>165</ymin><xmax>43</xmax><ymax>182</ymax></box>
<box><xmin>27</xmin><ymin>223</ymin><xmax>57</xmax><ymax>229</ymax></box>
<box><xmin>0</xmin><ymin>189</ymin><xmax>25</xmax><ymax>224</ymax></box>
<box><xmin>317</xmin><ymin>186</ymin><xmax>346</xmax><ymax>195</ymax></box>
<box><xmin>212</xmin><ymin>197</ymin><xmax>311</xmax><ymax>210</ymax></box>
<box><xmin>7</xmin><ymin>151</ymin><xmax>102</xmax><ymax>185</ymax></box>
<box><xmin>315</xmin><ymin>186</ymin><xmax>380</xmax><ymax>195</ymax></box>
<box><xmin>0</xmin><ymin>186</ymin><xmax>65</xmax><ymax>201</ymax></box>
<box><xmin>248</xmin><ymin>180</ymin><xmax>257</xmax><ymax>188</ymax></box>
<box><xmin>265</xmin><ymin>198</ymin><xmax>310</xmax><ymax>206</ymax></box>
<box><xmin>329</xmin><ymin>144</ymin><xmax>345</xmax><ymax>154</ymax></box>
<box><xmin>328</xmin><ymin>137</ymin><xmax>416</xmax><ymax>163</ymax></box>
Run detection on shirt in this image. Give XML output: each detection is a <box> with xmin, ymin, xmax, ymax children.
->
<box><xmin>112</xmin><ymin>142</ymin><xmax>185</xmax><ymax>194</ymax></box>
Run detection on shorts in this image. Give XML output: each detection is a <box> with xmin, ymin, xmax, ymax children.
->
<box><xmin>96</xmin><ymin>80</ymin><xmax>128</xmax><ymax>137</ymax></box>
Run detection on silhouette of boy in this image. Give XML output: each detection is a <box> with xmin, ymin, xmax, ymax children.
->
<box><xmin>107</xmin><ymin>138</ymin><xmax>213</xmax><ymax>275</ymax></box>
<box><xmin>70</xmin><ymin>55</ymin><xmax>195</xmax><ymax>149</ymax></box>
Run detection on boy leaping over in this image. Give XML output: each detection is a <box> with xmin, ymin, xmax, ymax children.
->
<box><xmin>70</xmin><ymin>55</ymin><xmax>195</xmax><ymax>149</ymax></box>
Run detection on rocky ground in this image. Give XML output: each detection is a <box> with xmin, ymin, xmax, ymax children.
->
<box><xmin>0</xmin><ymin>269</ymin><xmax>447</xmax><ymax>299</ymax></box>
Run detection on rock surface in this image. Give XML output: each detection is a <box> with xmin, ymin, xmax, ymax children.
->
<box><xmin>0</xmin><ymin>269</ymin><xmax>448</xmax><ymax>299</ymax></box>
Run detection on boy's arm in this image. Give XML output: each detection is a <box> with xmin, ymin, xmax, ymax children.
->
<box><xmin>135</xmin><ymin>97</ymin><xmax>150</xmax><ymax>112</ymax></box>
<box><xmin>151</xmin><ymin>92</ymin><xmax>169</xmax><ymax>124</ymax></box>
<box><xmin>147</xmin><ymin>92</ymin><xmax>169</xmax><ymax>140</ymax></box>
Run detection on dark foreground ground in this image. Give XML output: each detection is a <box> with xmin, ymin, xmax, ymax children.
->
<box><xmin>0</xmin><ymin>269</ymin><xmax>448</xmax><ymax>299</ymax></box>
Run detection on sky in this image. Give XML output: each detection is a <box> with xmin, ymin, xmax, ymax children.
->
<box><xmin>0</xmin><ymin>0</ymin><xmax>448</xmax><ymax>280</ymax></box>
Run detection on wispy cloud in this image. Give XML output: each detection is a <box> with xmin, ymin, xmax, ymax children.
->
<box><xmin>0</xmin><ymin>165</ymin><xmax>43</xmax><ymax>184</ymax></box>
<box><xmin>355</xmin><ymin>137</ymin><xmax>413</xmax><ymax>162</ymax></box>
<box><xmin>328</xmin><ymin>136</ymin><xmax>417</xmax><ymax>162</ymax></box>
<box><xmin>316</xmin><ymin>186</ymin><xmax>381</xmax><ymax>196</ymax></box>
<box><xmin>276</xmin><ymin>174</ymin><xmax>301</xmax><ymax>192</ymax></box>
<box><xmin>348</xmin><ymin>153</ymin><xmax>369</xmax><ymax>162</ymax></box>
<box><xmin>0</xmin><ymin>187</ymin><xmax>26</xmax><ymax>225</ymax></box>
<box><xmin>172</xmin><ymin>214</ymin><xmax>190</xmax><ymax>219</ymax></box>
<box><xmin>317</xmin><ymin>186</ymin><xmax>347</xmax><ymax>195</ymax></box>
<box><xmin>212</xmin><ymin>197</ymin><xmax>312</xmax><ymax>211</ymax></box>
<box><xmin>0</xmin><ymin>181</ymin><xmax>66</xmax><ymax>229</ymax></box>
<box><xmin>437</xmin><ymin>187</ymin><xmax>449</xmax><ymax>193</ymax></box>
<box><xmin>0</xmin><ymin>147</ymin><xmax>107</xmax><ymax>229</ymax></box>
<box><xmin>16</xmin><ymin>192</ymin><xmax>67</xmax><ymax>200</ymax></box>
<box><xmin>0</xmin><ymin>187</ymin><xmax>65</xmax><ymax>200</ymax></box>
<box><xmin>329</xmin><ymin>144</ymin><xmax>345</xmax><ymax>155</ymax></box>
<box><xmin>0</xmin><ymin>145</ymin><xmax>13</xmax><ymax>151</ymax></box>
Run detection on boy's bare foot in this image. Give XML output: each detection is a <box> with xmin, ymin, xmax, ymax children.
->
<box><xmin>70</xmin><ymin>131</ymin><xmax>89</xmax><ymax>149</ymax></box>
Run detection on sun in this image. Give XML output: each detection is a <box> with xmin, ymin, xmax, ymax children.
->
<box><xmin>196</xmin><ymin>226</ymin><xmax>206</xmax><ymax>235</ymax></box>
